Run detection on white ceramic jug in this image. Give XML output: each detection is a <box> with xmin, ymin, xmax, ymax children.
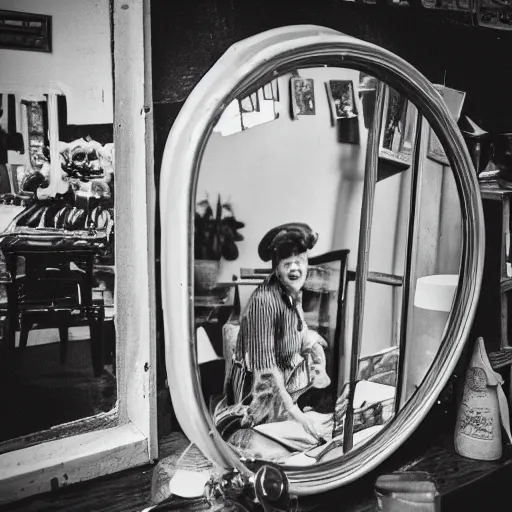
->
<box><xmin>454</xmin><ymin>337</ymin><xmax>512</xmax><ymax>460</ymax></box>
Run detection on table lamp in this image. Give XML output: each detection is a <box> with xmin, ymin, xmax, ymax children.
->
<box><xmin>404</xmin><ymin>274</ymin><xmax>458</xmax><ymax>402</ymax></box>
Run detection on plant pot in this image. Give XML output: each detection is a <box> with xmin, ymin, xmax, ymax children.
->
<box><xmin>194</xmin><ymin>259</ymin><xmax>221</xmax><ymax>291</ymax></box>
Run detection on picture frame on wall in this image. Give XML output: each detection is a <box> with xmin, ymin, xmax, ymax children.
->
<box><xmin>427</xmin><ymin>84</ymin><xmax>466</xmax><ymax>166</ymax></box>
<box><xmin>379</xmin><ymin>86</ymin><xmax>418</xmax><ymax>169</ymax></box>
<box><xmin>326</xmin><ymin>80</ymin><xmax>358</xmax><ymax>126</ymax></box>
<box><xmin>290</xmin><ymin>76</ymin><xmax>315</xmax><ymax>119</ymax></box>
<box><xmin>358</xmin><ymin>72</ymin><xmax>377</xmax><ymax>93</ymax></box>
<box><xmin>0</xmin><ymin>10</ymin><xmax>52</xmax><ymax>52</ymax></box>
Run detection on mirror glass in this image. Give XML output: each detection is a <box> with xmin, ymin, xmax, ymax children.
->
<box><xmin>193</xmin><ymin>66</ymin><xmax>462</xmax><ymax>465</ymax></box>
<box><xmin>0</xmin><ymin>1</ymin><xmax>116</xmax><ymax>448</ymax></box>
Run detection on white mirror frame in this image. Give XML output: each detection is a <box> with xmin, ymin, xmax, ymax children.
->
<box><xmin>160</xmin><ymin>25</ymin><xmax>484</xmax><ymax>495</ymax></box>
<box><xmin>0</xmin><ymin>0</ymin><xmax>157</xmax><ymax>504</ymax></box>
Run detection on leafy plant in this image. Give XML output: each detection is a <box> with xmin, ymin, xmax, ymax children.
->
<box><xmin>194</xmin><ymin>195</ymin><xmax>245</xmax><ymax>261</ymax></box>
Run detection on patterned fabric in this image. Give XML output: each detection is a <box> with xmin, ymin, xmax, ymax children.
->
<box><xmin>235</xmin><ymin>273</ymin><xmax>306</xmax><ymax>372</ymax></box>
<box><xmin>217</xmin><ymin>273</ymin><xmax>321</xmax><ymax>434</ymax></box>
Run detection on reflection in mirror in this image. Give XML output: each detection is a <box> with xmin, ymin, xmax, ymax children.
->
<box><xmin>193</xmin><ymin>67</ymin><xmax>462</xmax><ymax>467</ymax></box>
<box><xmin>0</xmin><ymin>1</ymin><xmax>116</xmax><ymax>447</ymax></box>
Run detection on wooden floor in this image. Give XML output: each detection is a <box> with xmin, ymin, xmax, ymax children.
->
<box><xmin>2</xmin><ymin>432</ymin><xmax>190</xmax><ymax>512</ymax></box>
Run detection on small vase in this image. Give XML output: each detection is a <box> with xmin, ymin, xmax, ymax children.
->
<box><xmin>454</xmin><ymin>337</ymin><xmax>512</xmax><ymax>460</ymax></box>
<box><xmin>194</xmin><ymin>259</ymin><xmax>221</xmax><ymax>292</ymax></box>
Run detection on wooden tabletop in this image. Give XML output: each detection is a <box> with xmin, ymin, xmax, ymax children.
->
<box><xmin>480</xmin><ymin>182</ymin><xmax>512</xmax><ymax>200</ymax></box>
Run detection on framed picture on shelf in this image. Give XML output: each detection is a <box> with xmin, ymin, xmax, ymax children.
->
<box><xmin>379</xmin><ymin>86</ymin><xmax>417</xmax><ymax>169</ymax></box>
<box><xmin>358</xmin><ymin>72</ymin><xmax>377</xmax><ymax>93</ymax></box>
<box><xmin>326</xmin><ymin>80</ymin><xmax>358</xmax><ymax>126</ymax></box>
<box><xmin>290</xmin><ymin>76</ymin><xmax>315</xmax><ymax>119</ymax></box>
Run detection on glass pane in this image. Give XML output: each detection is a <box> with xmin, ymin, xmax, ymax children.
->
<box><xmin>0</xmin><ymin>0</ymin><xmax>116</xmax><ymax>447</ymax></box>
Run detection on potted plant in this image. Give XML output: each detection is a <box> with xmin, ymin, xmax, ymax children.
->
<box><xmin>194</xmin><ymin>194</ymin><xmax>245</xmax><ymax>291</ymax></box>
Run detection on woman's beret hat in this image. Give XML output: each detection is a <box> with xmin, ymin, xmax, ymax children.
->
<box><xmin>258</xmin><ymin>222</ymin><xmax>318</xmax><ymax>262</ymax></box>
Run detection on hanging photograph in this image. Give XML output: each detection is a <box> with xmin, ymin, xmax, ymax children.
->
<box><xmin>326</xmin><ymin>80</ymin><xmax>358</xmax><ymax>127</ymax></box>
<box><xmin>379</xmin><ymin>86</ymin><xmax>417</xmax><ymax>169</ymax></box>
<box><xmin>358</xmin><ymin>73</ymin><xmax>378</xmax><ymax>130</ymax></box>
<box><xmin>290</xmin><ymin>76</ymin><xmax>316</xmax><ymax>119</ymax></box>
<box><xmin>0</xmin><ymin>10</ymin><xmax>52</xmax><ymax>52</ymax></box>
<box><xmin>358</xmin><ymin>72</ymin><xmax>377</xmax><ymax>93</ymax></box>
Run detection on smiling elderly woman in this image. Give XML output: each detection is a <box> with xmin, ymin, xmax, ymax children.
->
<box><xmin>214</xmin><ymin>222</ymin><xmax>333</xmax><ymax>461</ymax></box>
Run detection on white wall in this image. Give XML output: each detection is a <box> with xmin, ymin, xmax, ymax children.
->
<box><xmin>0</xmin><ymin>0</ymin><xmax>113</xmax><ymax>125</ymax></box>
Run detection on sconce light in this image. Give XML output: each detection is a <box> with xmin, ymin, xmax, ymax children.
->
<box><xmin>404</xmin><ymin>274</ymin><xmax>459</xmax><ymax>401</ymax></box>
<box><xmin>414</xmin><ymin>274</ymin><xmax>458</xmax><ymax>312</ymax></box>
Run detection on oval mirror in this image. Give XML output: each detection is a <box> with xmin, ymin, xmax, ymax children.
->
<box><xmin>159</xmin><ymin>26</ymin><xmax>484</xmax><ymax>495</ymax></box>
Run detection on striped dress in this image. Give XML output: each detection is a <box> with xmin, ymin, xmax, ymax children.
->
<box><xmin>224</xmin><ymin>273</ymin><xmax>313</xmax><ymax>426</ymax></box>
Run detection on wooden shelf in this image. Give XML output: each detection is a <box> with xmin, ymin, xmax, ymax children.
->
<box><xmin>480</xmin><ymin>182</ymin><xmax>512</xmax><ymax>201</ymax></box>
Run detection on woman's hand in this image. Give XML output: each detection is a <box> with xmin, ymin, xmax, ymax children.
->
<box><xmin>300</xmin><ymin>415</ymin><xmax>323</xmax><ymax>440</ymax></box>
<box><xmin>288</xmin><ymin>405</ymin><xmax>322</xmax><ymax>440</ymax></box>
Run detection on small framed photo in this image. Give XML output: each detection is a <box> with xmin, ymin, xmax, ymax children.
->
<box><xmin>290</xmin><ymin>77</ymin><xmax>315</xmax><ymax>119</ymax></box>
<box><xmin>326</xmin><ymin>80</ymin><xmax>358</xmax><ymax>125</ymax></box>
<box><xmin>0</xmin><ymin>10</ymin><xmax>52</xmax><ymax>52</ymax></box>
<box><xmin>379</xmin><ymin>86</ymin><xmax>418</xmax><ymax>169</ymax></box>
<box><xmin>358</xmin><ymin>72</ymin><xmax>377</xmax><ymax>93</ymax></box>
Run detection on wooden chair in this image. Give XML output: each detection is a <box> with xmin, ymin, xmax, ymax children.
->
<box><xmin>0</xmin><ymin>239</ymin><xmax>105</xmax><ymax>377</ymax></box>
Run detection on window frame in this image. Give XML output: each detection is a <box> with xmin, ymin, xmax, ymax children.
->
<box><xmin>0</xmin><ymin>0</ymin><xmax>157</xmax><ymax>504</ymax></box>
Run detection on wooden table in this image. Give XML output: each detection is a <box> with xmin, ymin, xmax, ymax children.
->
<box><xmin>4</xmin><ymin>406</ymin><xmax>512</xmax><ymax>511</ymax></box>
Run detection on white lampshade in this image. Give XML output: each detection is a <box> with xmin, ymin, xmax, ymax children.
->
<box><xmin>414</xmin><ymin>274</ymin><xmax>458</xmax><ymax>313</ymax></box>
<box><xmin>196</xmin><ymin>326</ymin><xmax>222</xmax><ymax>365</ymax></box>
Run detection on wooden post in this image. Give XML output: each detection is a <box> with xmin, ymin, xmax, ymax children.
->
<box><xmin>343</xmin><ymin>81</ymin><xmax>385</xmax><ymax>453</ymax></box>
<box><xmin>395</xmin><ymin>112</ymin><xmax>424</xmax><ymax>410</ymax></box>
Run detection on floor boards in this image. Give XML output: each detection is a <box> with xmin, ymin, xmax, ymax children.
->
<box><xmin>2</xmin><ymin>432</ymin><xmax>189</xmax><ymax>512</ymax></box>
